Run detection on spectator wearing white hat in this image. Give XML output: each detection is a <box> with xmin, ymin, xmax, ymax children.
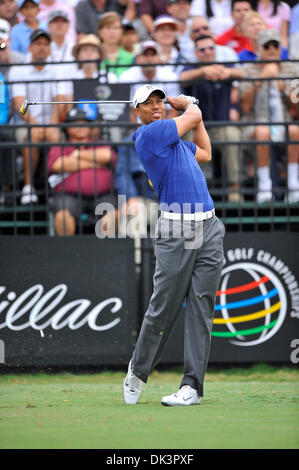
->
<box><xmin>118</xmin><ymin>40</ymin><xmax>180</xmax><ymax>119</ymax></box>
<box><xmin>152</xmin><ymin>15</ymin><xmax>187</xmax><ymax>76</ymax></box>
<box><xmin>165</xmin><ymin>0</ymin><xmax>194</xmax><ymax>62</ymax></box>
<box><xmin>10</xmin><ymin>0</ymin><xmax>47</xmax><ymax>56</ymax></box>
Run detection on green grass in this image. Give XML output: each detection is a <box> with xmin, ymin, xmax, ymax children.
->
<box><xmin>0</xmin><ymin>365</ymin><xmax>298</xmax><ymax>449</ymax></box>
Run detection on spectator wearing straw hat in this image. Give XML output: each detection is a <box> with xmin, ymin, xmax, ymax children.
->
<box><xmin>56</xmin><ymin>34</ymin><xmax>117</xmax><ymax>125</ymax></box>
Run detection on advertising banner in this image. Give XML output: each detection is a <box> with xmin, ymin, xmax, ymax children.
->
<box><xmin>0</xmin><ymin>233</ymin><xmax>298</xmax><ymax>366</ymax></box>
<box><xmin>160</xmin><ymin>232</ymin><xmax>299</xmax><ymax>364</ymax></box>
<box><xmin>0</xmin><ymin>237</ymin><xmax>137</xmax><ymax>367</ymax></box>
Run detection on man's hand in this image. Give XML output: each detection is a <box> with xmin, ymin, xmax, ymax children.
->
<box><xmin>260</xmin><ymin>63</ymin><xmax>279</xmax><ymax>78</ymax></box>
<box><xmin>167</xmin><ymin>96</ymin><xmax>202</xmax><ymax>119</ymax></box>
<box><xmin>166</xmin><ymin>95</ymin><xmax>190</xmax><ymax>112</ymax></box>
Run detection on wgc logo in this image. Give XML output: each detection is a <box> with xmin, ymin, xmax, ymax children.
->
<box><xmin>212</xmin><ymin>255</ymin><xmax>290</xmax><ymax>347</ymax></box>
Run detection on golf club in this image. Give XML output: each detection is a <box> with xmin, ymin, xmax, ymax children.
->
<box><xmin>19</xmin><ymin>99</ymin><xmax>133</xmax><ymax>116</ymax></box>
<box><xmin>19</xmin><ymin>96</ymin><xmax>199</xmax><ymax>116</ymax></box>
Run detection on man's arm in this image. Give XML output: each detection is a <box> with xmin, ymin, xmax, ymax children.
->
<box><xmin>167</xmin><ymin>96</ymin><xmax>211</xmax><ymax>162</ymax></box>
<box><xmin>168</xmin><ymin>96</ymin><xmax>202</xmax><ymax>137</ymax></box>
<box><xmin>193</xmin><ymin>121</ymin><xmax>212</xmax><ymax>162</ymax></box>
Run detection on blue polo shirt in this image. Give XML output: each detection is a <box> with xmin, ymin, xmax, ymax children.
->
<box><xmin>238</xmin><ymin>47</ymin><xmax>289</xmax><ymax>61</ymax></box>
<box><xmin>10</xmin><ymin>20</ymin><xmax>47</xmax><ymax>55</ymax></box>
<box><xmin>133</xmin><ymin>119</ymin><xmax>214</xmax><ymax>213</ymax></box>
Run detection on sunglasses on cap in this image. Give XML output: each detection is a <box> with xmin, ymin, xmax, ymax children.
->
<box><xmin>192</xmin><ymin>26</ymin><xmax>209</xmax><ymax>34</ymax></box>
<box><xmin>263</xmin><ymin>40</ymin><xmax>280</xmax><ymax>50</ymax></box>
<box><xmin>196</xmin><ymin>45</ymin><xmax>215</xmax><ymax>53</ymax></box>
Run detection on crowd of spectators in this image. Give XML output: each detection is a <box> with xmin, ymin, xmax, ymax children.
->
<box><xmin>0</xmin><ymin>0</ymin><xmax>299</xmax><ymax>233</ymax></box>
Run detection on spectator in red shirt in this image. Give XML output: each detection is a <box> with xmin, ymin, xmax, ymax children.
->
<box><xmin>215</xmin><ymin>0</ymin><xmax>253</xmax><ymax>53</ymax></box>
<box><xmin>47</xmin><ymin>108</ymin><xmax>117</xmax><ymax>236</ymax></box>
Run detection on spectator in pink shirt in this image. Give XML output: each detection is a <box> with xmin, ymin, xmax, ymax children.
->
<box><xmin>37</xmin><ymin>0</ymin><xmax>77</xmax><ymax>42</ymax></box>
<box><xmin>47</xmin><ymin>108</ymin><xmax>117</xmax><ymax>236</ymax></box>
<box><xmin>257</xmin><ymin>0</ymin><xmax>291</xmax><ymax>48</ymax></box>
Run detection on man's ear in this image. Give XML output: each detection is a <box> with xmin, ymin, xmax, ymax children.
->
<box><xmin>132</xmin><ymin>107</ymin><xmax>140</xmax><ymax>119</ymax></box>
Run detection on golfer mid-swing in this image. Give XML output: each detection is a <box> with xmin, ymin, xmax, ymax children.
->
<box><xmin>123</xmin><ymin>85</ymin><xmax>225</xmax><ymax>406</ymax></box>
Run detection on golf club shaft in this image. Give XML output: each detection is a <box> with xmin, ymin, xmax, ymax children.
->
<box><xmin>28</xmin><ymin>100</ymin><xmax>132</xmax><ymax>105</ymax></box>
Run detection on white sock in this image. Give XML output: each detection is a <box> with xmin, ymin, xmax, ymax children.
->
<box><xmin>287</xmin><ymin>163</ymin><xmax>299</xmax><ymax>189</ymax></box>
<box><xmin>257</xmin><ymin>166</ymin><xmax>272</xmax><ymax>190</ymax></box>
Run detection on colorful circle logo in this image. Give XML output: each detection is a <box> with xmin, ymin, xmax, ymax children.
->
<box><xmin>212</xmin><ymin>263</ymin><xmax>287</xmax><ymax>346</ymax></box>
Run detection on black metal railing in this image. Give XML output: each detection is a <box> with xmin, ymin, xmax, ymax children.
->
<box><xmin>0</xmin><ymin>59</ymin><xmax>298</xmax><ymax>236</ymax></box>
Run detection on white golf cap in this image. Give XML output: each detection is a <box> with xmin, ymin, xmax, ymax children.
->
<box><xmin>132</xmin><ymin>84</ymin><xmax>166</xmax><ymax>108</ymax></box>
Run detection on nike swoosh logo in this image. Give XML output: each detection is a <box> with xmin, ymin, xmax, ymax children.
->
<box><xmin>183</xmin><ymin>396</ymin><xmax>193</xmax><ymax>401</ymax></box>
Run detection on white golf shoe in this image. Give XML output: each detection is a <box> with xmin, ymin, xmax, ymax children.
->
<box><xmin>123</xmin><ymin>362</ymin><xmax>144</xmax><ymax>404</ymax></box>
<box><xmin>161</xmin><ymin>385</ymin><xmax>200</xmax><ymax>407</ymax></box>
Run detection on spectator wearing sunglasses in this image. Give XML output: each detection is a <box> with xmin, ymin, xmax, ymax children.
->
<box><xmin>239</xmin><ymin>29</ymin><xmax>299</xmax><ymax>204</ymax></box>
<box><xmin>189</xmin><ymin>0</ymin><xmax>234</xmax><ymax>37</ymax></box>
<box><xmin>187</xmin><ymin>15</ymin><xmax>240</xmax><ymax>62</ymax></box>
<box><xmin>180</xmin><ymin>34</ymin><xmax>245</xmax><ymax>202</ymax></box>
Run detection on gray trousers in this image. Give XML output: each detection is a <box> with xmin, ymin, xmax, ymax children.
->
<box><xmin>131</xmin><ymin>214</ymin><xmax>225</xmax><ymax>396</ymax></box>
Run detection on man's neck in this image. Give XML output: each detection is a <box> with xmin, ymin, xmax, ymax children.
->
<box><xmin>176</xmin><ymin>19</ymin><xmax>187</xmax><ymax>34</ymax></box>
<box><xmin>32</xmin><ymin>59</ymin><xmax>46</xmax><ymax>71</ymax></box>
<box><xmin>53</xmin><ymin>36</ymin><xmax>65</xmax><ymax>47</ymax></box>
<box><xmin>234</xmin><ymin>24</ymin><xmax>244</xmax><ymax>36</ymax></box>
<box><xmin>25</xmin><ymin>18</ymin><xmax>39</xmax><ymax>29</ymax></box>
<box><xmin>250</xmin><ymin>38</ymin><xmax>258</xmax><ymax>52</ymax></box>
<box><xmin>142</xmin><ymin>69</ymin><xmax>156</xmax><ymax>81</ymax></box>
<box><xmin>105</xmin><ymin>44</ymin><xmax>119</xmax><ymax>55</ymax></box>
<box><xmin>82</xmin><ymin>64</ymin><xmax>96</xmax><ymax>78</ymax></box>
<box><xmin>159</xmin><ymin>44</ymin><xmax>172</xmax><ymax>59</ymax></box>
